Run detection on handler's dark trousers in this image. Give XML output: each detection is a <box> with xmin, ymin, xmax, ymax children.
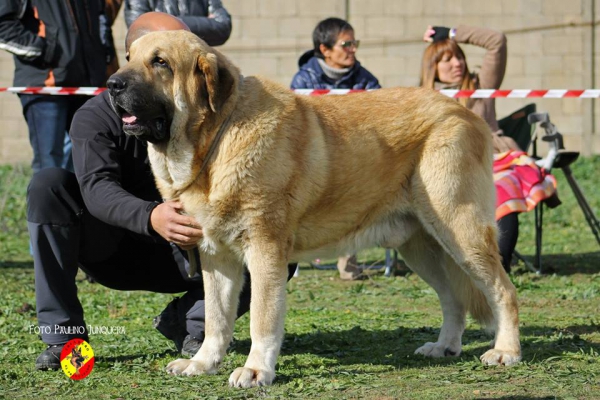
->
<box><xmin>27</xmin><ymin>168</ymin><xmax>296</xmax><ymax>345</ymax></box>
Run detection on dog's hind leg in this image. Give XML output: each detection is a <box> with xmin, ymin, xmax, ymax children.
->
<box><xmin>228</xmin><ymin>239</ymin><xmax>290</xmax><ymax>388</ymax></box>
<box><xmin>448</xmin><ymin>224</ymin><xmax>521</xmax><ymax>366</ymax></box>
<box><xmin>414</xmin><ymin>146</ymin><xmax>521</xmax><ymax>366</ymax></box>
<box><xmin>166</xmin><ymin>250</ymin><xmax>244</xmax><ymax>376</ymax></box>
<box><xmin>398</xmin><ymin>229</ymin><xmax>467</xmax><ymax>358</ymax></box>
<box><xmin>428</xmin><ymin>218</ymin><xmax>521</xmax><ymax>365</ymax></box>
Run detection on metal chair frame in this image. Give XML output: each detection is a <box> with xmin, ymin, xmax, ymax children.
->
<box><xmin>506</xmin><ymin>109</ymin><xmax>600</xmax><ymax>273</ymax></box>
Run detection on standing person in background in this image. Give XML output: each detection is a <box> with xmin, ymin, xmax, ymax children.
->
<box><xmin>291</xmin><ymin>17</ymin><xmax>381</xmax><ymax>280</ymax></box>
<box><xmin>105</xmin><ymin>0</ymin><xmax>124</xmax><ymax>78</ymax></box>
<box><xmin>420</xmin><ymin>25</ymin><xmax>559</xmax><ymax>273</ymax></box>
<box><xmin>124</xmin><ymin>0</ymin><xmax>231</xmax><ymax>46</ymax></box>
<box><xmin>0</xmin><ymin>0</ymin><xmax>114</xmax><ymax>173</ymax></box>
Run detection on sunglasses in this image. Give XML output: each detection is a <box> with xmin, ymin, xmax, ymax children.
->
<box><xmin>337</xmin><ymin>40</ymin><xmax>360</xmax><ymax>49</ymax></box>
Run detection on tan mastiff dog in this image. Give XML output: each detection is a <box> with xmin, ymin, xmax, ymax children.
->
<box><xmin>107</xmin><ymin>30</ymin><xmax>521</xmax><ymax>387</ymax></box>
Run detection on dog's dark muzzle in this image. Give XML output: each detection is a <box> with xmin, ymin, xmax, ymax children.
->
<box><xmin>107</xmin><ymin>73</ymin><xmax>171</xmax><ymax>144</ymax></box>
<box><xmin>107</xmin><ymin>74</ymin><xmax>128</xmax><ymax>98</ymax></box>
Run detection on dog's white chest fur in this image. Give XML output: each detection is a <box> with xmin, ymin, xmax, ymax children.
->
<box><xmin>148</xmin><ymin>138</ymin><xmax>196</xmax><ymax>192</ymax></box>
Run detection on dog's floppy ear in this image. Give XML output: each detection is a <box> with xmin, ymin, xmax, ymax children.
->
<box><xmin>197</xmin><ymin>51</ymin><xmax>235</xmax><ymax>113</ymax></box>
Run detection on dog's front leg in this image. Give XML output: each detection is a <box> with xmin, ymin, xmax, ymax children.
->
<box><xmin>228</xmin><ymin>241</ymin><xmax>289</xmax><ymax>388</ymax></box>
<box><xmin>166</xmin><ymin>251</ymin><xmax>244</xmax><ymax>376</ymax></box>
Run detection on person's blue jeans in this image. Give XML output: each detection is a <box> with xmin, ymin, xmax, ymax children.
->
<box><xmin>19</xmin><ymin>94</ymin><xmax>90</xmax><ymax>173</ymax></box>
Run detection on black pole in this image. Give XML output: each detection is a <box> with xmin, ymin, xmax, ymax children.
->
<box><xmin>345</xmin><ymin>0</ymin><xmax>350</xmax><ymax>21</ymax></box>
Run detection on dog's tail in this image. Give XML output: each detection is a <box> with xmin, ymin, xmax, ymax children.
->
<box><xmin>446</xmin><ymin>256</ymin><xmax>496</xmax><ymax>330</ymax></box>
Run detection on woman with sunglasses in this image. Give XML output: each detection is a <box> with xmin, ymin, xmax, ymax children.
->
<box><xmin>291</xmin><ymin>17</ymin><xmax>380</xmax><ymax>280</ymax></box>
<box><xmin>420</xmin><ymin>25</ymin><xmax>559</xmax><ymax>273</ymax></box>
<box><xmin>291</xmin><ymin>17</ymin><xmax>380</xmax><ymax>91</ymax></box>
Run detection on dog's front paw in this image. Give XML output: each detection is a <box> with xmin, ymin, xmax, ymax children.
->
<box><xmin>166</xmin><ymin>359</ymin><xmax>215</xmax><ymax>376</ymax></box>
<box><xmin>228</xmin><ymin>367</ymin><xmax>275</xmax><ymax>388</ymax></box>
<box><xmin>166</xmin><ymin>358</ymin><xmax>192</xmax><ymax>375</ymax></box>
<box><xmin>480</xmin><ymin>349</ymin><xmax>521</xmax><ymax>366</ymax></box>
<box><xmin>415</xmin><ymin>342</ymin><xmax>461</xmax><ymax>358</ymax></box>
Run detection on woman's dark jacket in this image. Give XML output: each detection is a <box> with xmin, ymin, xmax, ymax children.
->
<box><xmin>290</xmin><ymin>50</ymin><xmax>381</xmax><ymax>90</ymax></box>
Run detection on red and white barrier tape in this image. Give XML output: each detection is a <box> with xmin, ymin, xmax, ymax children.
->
<box><xmin>1</xmin><ymin>87</ymin><xmax>599</xmax><ymax>98</ymax></box>
<box><xmin>441</xmin><ymin>89</ymin><xmax>600</xmax><ymax>98</ymax></box>
<box><xmin>295</xmin><ymin>88</ymin><xmax>600</xmax><ymax>98</ymax></box>
<box><xmin>0</xmin><ymin>87</ymin><xmax>106</xmax><ymax>95</ymax></box>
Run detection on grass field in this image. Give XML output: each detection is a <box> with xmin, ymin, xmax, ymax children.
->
<box><xmin>1</xmin><ymin>158</ymin><xmax>599</xmax><ymax>399</ymax></box>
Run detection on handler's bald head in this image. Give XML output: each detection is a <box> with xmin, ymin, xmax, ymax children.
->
<box><xmin>125</xmin><ymin>12</ymin><xmax>190</xmax><ymax>53</ymax></box>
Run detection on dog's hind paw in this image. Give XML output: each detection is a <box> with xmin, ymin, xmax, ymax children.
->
<box><xmin>480</xmin><ymin>349</ymin><xmax>521</xmax><ymax>366</ymax></box>
<box><xmin>229</xmin><ymin>367</ymin><xmax>275</xmax><ymax>388</ymax></box>
<box><xmin>415</xmin><ymin>342</ymin><xmax>461</xmax><ymax>358</ymax></box>
<box><xmin>166</xmin><ymin>359</ymin><xmax>215</xmax><ymax>376</ymax></box>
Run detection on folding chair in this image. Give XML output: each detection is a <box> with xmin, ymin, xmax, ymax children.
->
<box><xmin>527</xmin><ymin>112</ymin><xmax>600</xmax><ymax>263</ymax></box>
<box><xmin>499</xmin><ymin>105</ymin><xmax>600</xmax><ymax>273</ymax></box>
<box><xmin>384</xmin><ymin>249</ymin><xmax>397</xmax><ymax>277</ymax></box>
<box><xmin>498</xmin><ymin>103</ymin><xmax>538</xmax><ymax>153</ymax></box>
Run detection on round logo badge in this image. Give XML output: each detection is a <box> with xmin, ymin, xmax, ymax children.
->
<box><xmin>60</xmin><ymin>338</ymin><xmax>95</xmax><ymax>380</ymax></box>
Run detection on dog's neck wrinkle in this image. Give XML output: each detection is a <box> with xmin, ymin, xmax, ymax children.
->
<box><xmin>168</xmin><ymin>106</ymin><xmax>236</xmax><ymax>196</ymax></box>
<box><xmin>191</xmin><ymin>77</ymin><xmax>242</xmax><ymax>182</ymax></box>
<box><xmin>154</xmin><ymin>76</ymin><xmax>242</xmax><ymax>195</ymax></box>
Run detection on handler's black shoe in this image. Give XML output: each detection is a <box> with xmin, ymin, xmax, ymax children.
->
<box><xmin>181</xmin><ymin>334</ymin><xmax>204</xmax><ymax>358</ymax></box>
<box><xmin>35</xmin><ymin>344</ymin><xmax>64</xmax><ymax>371</ymax></box>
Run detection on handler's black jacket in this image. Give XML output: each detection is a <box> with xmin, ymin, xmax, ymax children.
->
<box><xmin>70</xmin><ymin>90</ymin><xmax>162</xmax><ymax>238</ymax></box>
<box><xmin>0</xmin><ymin>0</ymin><xmax>112</xmax><ymax>87</ymax></box>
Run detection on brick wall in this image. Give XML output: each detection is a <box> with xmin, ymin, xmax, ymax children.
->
<box><xmin>1</xmin><ymin>0</ymin><xmax>598</xmax><ymax>164</ymax></box>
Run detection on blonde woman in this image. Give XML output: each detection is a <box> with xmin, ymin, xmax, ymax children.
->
<box><xmin>420</xmin><ymin>25</ymin><xmax>559</xmax><ymax>273</ymax></box>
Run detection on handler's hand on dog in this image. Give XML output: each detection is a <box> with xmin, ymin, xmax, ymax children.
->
<box><xmin>150</xmin><ymin>200</ymin><xmax>203</xmax><ymax>250</ymax></box>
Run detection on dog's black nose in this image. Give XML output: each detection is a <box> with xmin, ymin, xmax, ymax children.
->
<box><xmin>107</xmin><ymin>75</ymin><xmax>127</xmax><ymax>94</ymax></box>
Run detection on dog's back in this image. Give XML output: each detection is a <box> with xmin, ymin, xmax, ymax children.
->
<box><xmin>228</xmin><ymin>81</ymin><xmax>495</xmax><ymax>260</ymax></box>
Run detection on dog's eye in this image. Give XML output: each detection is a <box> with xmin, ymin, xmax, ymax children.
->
<box><xmin>153</xmin><ymin>57</ymin><xmax>169</xmax><ymax>68</ymax></box>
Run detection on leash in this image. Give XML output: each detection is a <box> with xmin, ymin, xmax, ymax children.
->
<box><xmin>198</xmin><ymin>110</ymin><xmax>234</xmax><ymax>176</ymax></box>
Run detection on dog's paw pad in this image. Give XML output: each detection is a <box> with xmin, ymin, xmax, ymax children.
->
<box><xmin>167</xmin><ymin>359</ymin><xmax>214</xmax><ymax>376</ymax></box>
<box><xmin>166</xmin><ymin>358</ymin><xmax>192</xmax><ymax>375</ymax></box>
<box><xmin>415</xmin><ymin>342</ymin><xmax>461</xmax><ymax>358</ymax></box>
<box><xmin>480</xmin><ymin>349</ymin><xmax>521</xmax><ymax>366</ymax></box>
<box><xmin>182</xmin><ymin>361</ymin><xmax>209</xmax><ymax>376</ymax></box>
<box><xmin>229</xmin><ymin>367</ymin><xmax>274</xmax><ymax>388</ymax></box>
